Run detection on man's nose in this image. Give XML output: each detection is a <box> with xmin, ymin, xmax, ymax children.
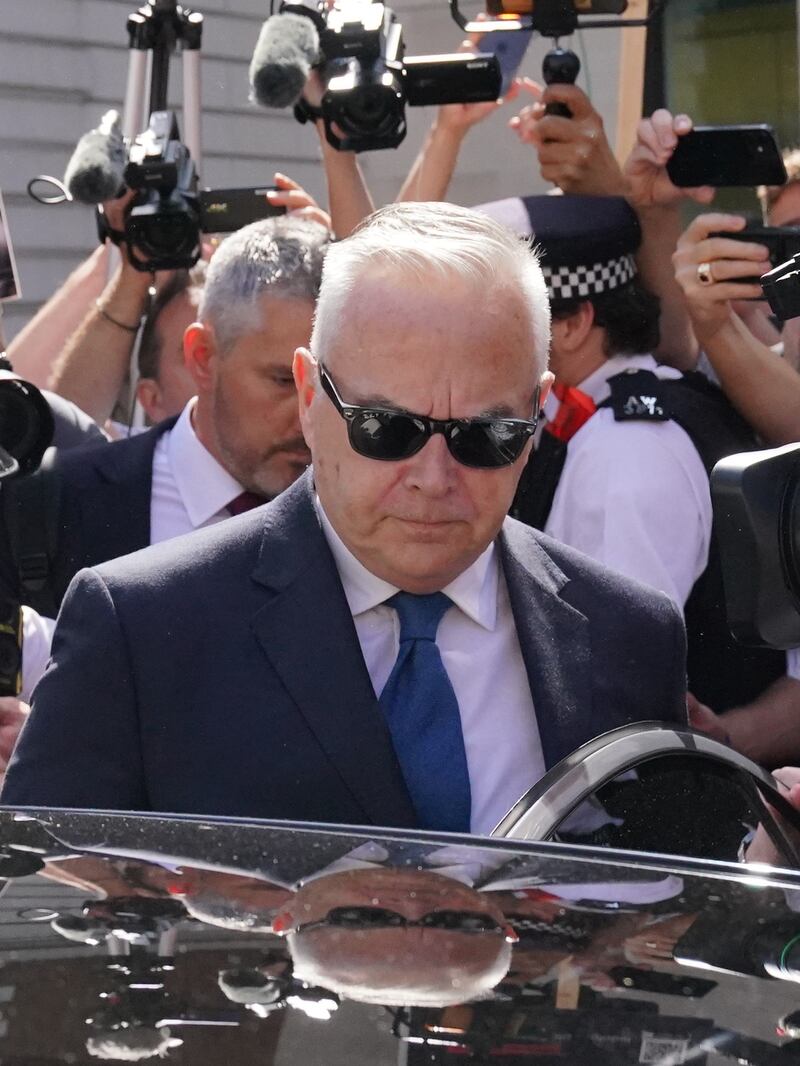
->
<box><xmin>404</xmin><ymin>433</ymin><xmax>458</xmax><ymax>496</ymax></box>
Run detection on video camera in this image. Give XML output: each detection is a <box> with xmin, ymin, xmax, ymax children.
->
<box><xmin>93</xmin><ymin>111</ymin><xmax>288</xmax><ymax>273</ymax></box>
<box><xmin>762</xmin><ymin>251</ymin><xmax>800</xmax><ymax>323</ymax></box>
<box><xmin>710</xmin><ymin>237</ymin><xmax>800</xmax><ymax>651</ymax></box>
<box><xmin>254</xmin><ymin>0</ymin><xmax>502</xmax><ymax>153</ymax></box>
<box><xmin>38</xmin><ymin>2</ymin><xmax>288</xmax><ymax>272</ymax></box>
<box><xmin>0</xmin><ymin>369</ymin><xmax>53</xmax><ymax>485</ymax></box>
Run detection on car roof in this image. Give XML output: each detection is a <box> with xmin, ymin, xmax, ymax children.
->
<box><xmin>0</xmin><ymin>807</ymin><xmax>798</xmax><ymax>1065</ymax></box>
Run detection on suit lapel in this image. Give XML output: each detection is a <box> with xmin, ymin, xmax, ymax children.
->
<box><xmin>249</xmin><ymin>474</ymin><xmax>418</xmax><ymax>829</ymax></box>
<box><xmin>82</xmin><ymin>419</ymin><xmax>177</xmax><ymax>563</ymax></box>
<box><xmin>499</xmin><ymin>521</ymin><xmax>593</xmax><ymax>768</ymax></box>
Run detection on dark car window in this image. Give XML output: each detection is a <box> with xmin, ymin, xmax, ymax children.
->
<box><xmin>548</xmin><ymin>754</ymin><xmax>793</xmax><ymax>864</ymax></box>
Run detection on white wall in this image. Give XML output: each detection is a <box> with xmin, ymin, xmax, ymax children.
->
<box><xmin>0</xmin><ymin>0</ymin><xmax>624</xmax><ymax>340</ymax></box>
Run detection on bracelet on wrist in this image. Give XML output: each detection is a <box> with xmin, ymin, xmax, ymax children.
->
<box><xmin>95</xmin><ymin>299</ymin><xmax>141</xmax><ymax>334</ymax></box>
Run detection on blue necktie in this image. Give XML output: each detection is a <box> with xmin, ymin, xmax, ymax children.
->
<box><xmin>379</xmin><ymin>592</ymin><xmax>472</xmax><ymax>833</ymax></box>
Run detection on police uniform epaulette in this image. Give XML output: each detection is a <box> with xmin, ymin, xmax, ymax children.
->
<box><xmin>602</xmin><ymin>368</ymin><xmax>670</xmax><ymax>423</ymax></box>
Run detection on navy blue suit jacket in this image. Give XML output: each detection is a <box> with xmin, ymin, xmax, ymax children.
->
<box><xmin>3</xmin><ymin>471</ymin><xmax>687</xmax><ymax>826</ymax></box>
<box><xmin>0</xmin><ymin>419</ymin><xmax>176</xmax><ymax>615</ymax></box>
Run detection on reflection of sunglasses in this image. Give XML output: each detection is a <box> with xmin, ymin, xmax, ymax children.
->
<box><xmin>287</xmin><ymin>906</ymin><xmax>518</xmax><ymax>942</ymax></box>
<box><xmin>319</xmin><ymin>365</ymin><xmax>540</xmax><ymax>470</ymax></box>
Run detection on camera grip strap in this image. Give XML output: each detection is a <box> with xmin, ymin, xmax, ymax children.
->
<box><xmin>2</xmin><ymin>451</ymin><xmax>61</xmax><ymax>620</ymax></box>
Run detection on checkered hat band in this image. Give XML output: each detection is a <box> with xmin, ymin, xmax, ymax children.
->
<box><xmin>542</xmin><ymin>253</ymin><xmax>637</xmax><ymax>302</ymax></box>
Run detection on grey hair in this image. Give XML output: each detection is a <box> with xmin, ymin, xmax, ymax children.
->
<box><xmin>199</xmin><ymin>215</ymin><xmax>329</xmax><ymax>352</ymax></box>
<box><xmin>310</xmin><ymin>202</ymin><xmax>551</xmax><ymax>375</ymax></box>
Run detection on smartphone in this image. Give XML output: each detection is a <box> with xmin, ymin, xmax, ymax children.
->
<box><xmin>667</xmin><ymin>125</ymin><xmax>787</xmax><ymax>188</ymax></box>
<box><xmin>708</xmin><ymin>224</ymin><xmax>800</xmax><ymax>286</ymax></box>
<box><xmin>199</xmin><ymin>186</ymin><xmax>287</xmax><ymax>235</ymax></box>
<box><xmin>480</xmin><ymin>29</ymin><xmax>533</xmax><ymax>95</ymax></box>
<box><xmin>0</xmin><ymin>192</ymin><xmax>22</xmax><ymax>303</ymax></box>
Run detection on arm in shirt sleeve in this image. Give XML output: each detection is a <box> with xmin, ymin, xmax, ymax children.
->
<box><xmin>2</xmin><ymin>568</ymin><xmax>149</xmax><ymax>810</ymax></box>
<box><xmin>545</xmin><ymin>418</ymin><xmax>712</xmax><ymax>609</ymax></box>
<box><xmin>20</xmin><ymin>607</ymin><xmax>56</xmax><ymax>703</ymax></box>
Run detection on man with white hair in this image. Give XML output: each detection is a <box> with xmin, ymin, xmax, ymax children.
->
<box><xmin>4</xmin><ymin>203</ymin><xmax>687</xmax><ymax>826</ymax></box>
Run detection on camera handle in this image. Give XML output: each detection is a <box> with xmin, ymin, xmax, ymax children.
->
<box><xmin>542</xmin><ymin>45</ymin><xmax>580</xmax><ymax>119</ymax></box>
<box><xmin>123</xmin><ymin>2</ymin><xmax>204</xmax><ymax>168</ymax></box>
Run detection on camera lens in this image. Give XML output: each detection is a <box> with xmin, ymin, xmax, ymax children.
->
<box><xmin>136</xmin><ymin>213</ymin><xmax>197</xmax><ymax>260</ymax></box>
<box><xmin>339</xmin><ymin>85</ymin><xmax>403</xmax><ymax>137</ymax></box>
<box><xmin>0</xmin><ymin>378</ymin><xmax>54</xmax><ymax>476</ymax></box>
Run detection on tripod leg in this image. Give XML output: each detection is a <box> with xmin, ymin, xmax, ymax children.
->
<box><xmin>122</xmin><ymin>46</ymin><xmax>150</xmax><ymax>145</ymax></box>
<box><xmin>183</xmin><ymin>48</ymin><xmax>203</xmax><ymax>170</ymax></box>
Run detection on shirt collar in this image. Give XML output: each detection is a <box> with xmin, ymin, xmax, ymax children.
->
<box><xmin>571</xmin><ymin>351</ymin><xmax>674</xmax><ymax>405</ymax></box>
<box><xmin>316</xmin><ymin>500</ymin><xmax>498</xmax><ymax>631</ymax></box>
<box><xmin>576</xmin><ymin>353</ymin><xmax>661</xmax><ymax>406</ymax></box>
<box><xmin>166</xmin><ymin>398</ymin><xmax>244</xmax><ymax>528</ymax></box>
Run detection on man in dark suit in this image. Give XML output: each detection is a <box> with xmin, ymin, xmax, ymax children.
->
<box><xmin>1</xmin><ymin>215</ymin><xmax>329</xmax><ymax>687</ymax></box>
<box><xmin>3</xmin><ymin>202</ymin><xmax>687</xmax><ymax>832</ymax></box>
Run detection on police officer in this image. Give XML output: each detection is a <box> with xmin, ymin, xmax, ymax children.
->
<box><xmin>478</xmin><ymin>194</ymin><xmax>786</xmax><ymax>717</ymax></box>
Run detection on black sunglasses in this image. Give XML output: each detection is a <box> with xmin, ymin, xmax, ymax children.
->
<box><xmin>293</xmin><ymin>905</ymin><xmax>517</xmax><ymax>941</ymax></box>
<box><xmin>318</xmin><ymin>365</ymin><xmax>540</xmax><ymax>470</ymax></box>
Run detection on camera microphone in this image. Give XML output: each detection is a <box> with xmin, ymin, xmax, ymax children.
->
<box><xmin>64</xmin><ymin>109</ymin><xmax>127</xmax><ymax>205</ymax></box>
<box><xmin>249</xmin><ymin>13</ymin><xmax>320</xmax><ymax>110</ymax></box>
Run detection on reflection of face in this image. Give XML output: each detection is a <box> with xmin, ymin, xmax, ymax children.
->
<box><xmin>137</xmin><ymin>291</ymin><xmax>198</xmax><ymax>423</ymax></box>
<box><xmin>281</xmin><ymin>867</ymin><xmax>513</xmax><ymax>1006</ymax></box>
<box><xmin>211</xmin><ymin>294</ymin><xmax>314</xmax><ymax>497</ymax></box>
<box><xmin>297</xmin><ymin>270</ymin><xmax>544</xmax><ymax>594</ymax></box>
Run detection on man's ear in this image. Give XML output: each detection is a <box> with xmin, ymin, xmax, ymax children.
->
<box><xmin>135</xmin><ymin>378</ymin><xmax>164</xmax><ymax>424</ymax></box>
<box><xmin>293</xmin><ymin>348</ymin><xmax>317</xmax><ymax>409</ymax></box>
<box><xmin>183</xmin><ymin>322</ymin><xmax>217</xmax><ymax>392</ymax></box>
<box><xmin>293</xmin><ymin>348</ymin><xmax>317</xmax><ymax>450</ymax></box>
<box><xmin>552</xmin><ymin>301</ymin><xmax>596</xmax><ymax>352</ymax></box>
<box><xmin>538</xmin><ymin>370</ymin><xmax>555</xmax><ymax>410</ymax></box>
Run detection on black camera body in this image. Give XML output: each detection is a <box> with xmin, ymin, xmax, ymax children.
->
<box><xmin>284</xmin><ymin>0</ymin><xmax>501</xmax><ymax>152</ymax></box>
<box><xmin>762</xmin><ymin>253</ymin><xmax>800</xmax><ymax>322</ymax></box>
<box><xmin>96</xmin><ymin>111</ymin><xmax>287</xmax><ymax>273</ymax></box>
<box><xmin>320</xmin><ymin>1</ymin><xmax>408</xmax><ymax>151</ymax></box>
<box><xmin>121</xmin><ymin>111</ymin><xmax>203</xmax><ymax>273</ymax></box>
<box><xmin>712</xmin><ymin>444</ymin><xmax>800</xmax><ymax>649</ymax></box>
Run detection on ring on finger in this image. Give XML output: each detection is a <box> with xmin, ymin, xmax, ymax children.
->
<box><xmin>697</xmin><ymin>262</ymin><xmax>714</xmax><ymax>286</ymax></box>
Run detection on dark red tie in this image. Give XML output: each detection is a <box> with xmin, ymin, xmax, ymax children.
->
<box><xmin>227</xmin><ymin>491</ymin><xmax>269</xmax><ymax>516</ymax></box>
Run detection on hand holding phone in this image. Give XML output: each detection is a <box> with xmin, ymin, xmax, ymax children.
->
<box><xmin>708</xmin><ymin>224</ymin><xmax>800</xmax><ymax>286</ymax></box>
<box><xmin>673</xmin><ymin>213</ymin><xmax>771</xmax><ymax>339</ymax></box>
<box><xmin>624</xmin><ymin>110</ymin><xmax>715</xmax><ymax>209</ymax></box>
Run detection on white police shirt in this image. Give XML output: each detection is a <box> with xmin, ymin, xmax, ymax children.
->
<box><xmin>544</xmin><ymin>354</ymin><xmax>712</xmax><ymax>610</ymax></box>
<box><xmin>316</xmin><ymin>502</ymin><xmax>546</xmax><ymax>836</ymax></box>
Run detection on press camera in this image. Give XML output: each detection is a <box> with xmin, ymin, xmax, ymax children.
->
<box><xmin>711</xmin><ymin>256</ymin><xmax>800</xmax><ymax>650</ymax></box>
<box><xmin>280</xmin><ymin>0</ymin><xmax>502</xmax><ymax>152</ymax></box>
<box><xmin>96</xmin><ymin>111</ymin><xmax>285</xmax><ymax>273</ymax></box>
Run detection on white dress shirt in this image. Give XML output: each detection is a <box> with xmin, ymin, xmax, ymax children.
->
<box><xmin>19</xmin><ymin>607</ymin><xmax>56</xmax><ymax>703</ymax></box>
<box><xmin>149</xmin><ymin>398</ymin><xmax>245</xmax><ymax>544</ymax></box>
<box><xmin>544</xmin><ymin>354</ymin><xmax>712</xmax><ymax>609</ymax></box>
<box><xmin>21</xmin><ymin>400</ymin><xmax>244</xmax><ymax>697</ymax></box>
<box><xmin>317</xmin><ymin>504</ymin><xmax>545</xmax><ymax>836</ymax></box>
